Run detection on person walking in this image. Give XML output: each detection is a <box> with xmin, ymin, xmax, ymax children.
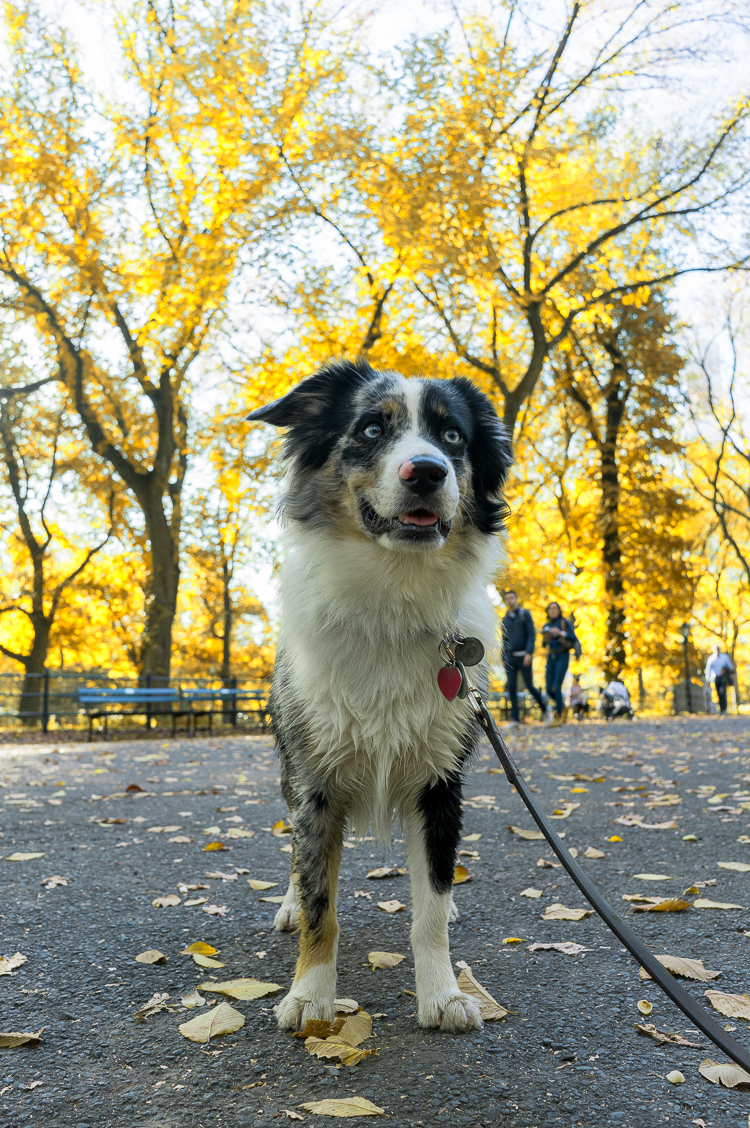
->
<box><xmin>705</xmin><ymin>644</ymin><xmax>735</xmax><ymax>715</ymax></box>
<box><xmin>501</xmin><ymin>590</ymin><xmax>548</xmax><ymax>725</ymax></box>
<box><xmin>541</xmin><ymin>602</ymin><xmax>579</xmax><ymax>724</ymax></box>
<box><xmin>568</xmin><ymin>674</ymin><xmax>589</xmax><ymax>720</ymax></box>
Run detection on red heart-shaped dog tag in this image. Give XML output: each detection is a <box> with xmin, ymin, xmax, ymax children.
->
<box><xmin>437</xmin><ymin>665</ymin><xmax>462</xmax><ymax>701</ymax></box>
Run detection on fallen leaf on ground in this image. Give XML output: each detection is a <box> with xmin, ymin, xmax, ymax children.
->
<box><xmin>135</xmin><ymin>950</ymin><xmax>167</xmax><ymax>965</ymax></box>
<box><xmin>305</xmin><ymin>1035</ymin><xmax>373</xmax><ymax>1067</ymax></box>
<box><xmin>699</xmin><ymin>1059</ymin><xmax>750</xmax><ymax>1088</ymax></box>
<box><xmin>536</xmin><ymin>858</ymin><xmax>561</xmax><ymax>868</ymax></box>
<box><xmin>280</xmin><ymin>844</ymin><xmax>293</xmax><ymax>853</ymax></box>
<box><xmin>182</xmin><ymin>941</ymin><xmax>217</xmax><ymax>955</ymax></box>
<box><xmin>542</xmin><ymin>903</ymin><xmax>592</xmax><ymax>921</ymax></box>
<box><xmin>583</xmin><ymin>847</ymin><xmax>605</xmax><ymax>859</ymax></box>
<box><xmin>181</xmin><ymin>990</ymin><xmax>205</xmax><ymax>1008</ymax></box>
<box><xmin>509</xmin><ymin>826</ymin><xmax>545</xmax><ymax>841</ymax></box>
<box><xmin>693</xmin><ymin>899</ymin><xmax>744</xmax><ymax>910</ymax></box>
<box><xmin>168</xmin><ymin>836</ymin><xmax>193</xmax><ymax>844</ymax></box>
<box><xmin>633</xmin><ymin>874</ymin><xmax>672</xmax><ymax>881</ymax></box>
<box><xmin>226</xmin><ymin>828</ymin><xmax>255</xmax><ymax>838</ymax></box>
<box><xmin>368</xmin><ymin>952</ymin><xmax>405</xmax><ymax>970</ymax></box>
<box><xmin>259</xmin><ymin>895</ymin><xmax>286</xmax><ymax>903</ymax></box>
<box><xmin>640</xmin><ymin>955</ymin><xmax>721</xmax><ymax>982</ymax></box>
<box><xmin>717</xmin><ymin>862</ymin><xmax>750</xmax><ymax>873</ymax></box>
<box><xmin>135</xmin><ymin>992</ymin><xmax>172</xmax><ymax>1019</ymax></box>
<box><xmin>377</xmin><ymin>900</ymin><xmax>405</xmax><ymax>913</ymax></box>
<box><xmin>550</xmin><ymin>803</ymin><xmax>580</xmax><ymax>819</ymax></box>
<box><xmin>179</xmin><ymin>1000</ymin><xmax>245</xmax><ymax>1043</ymax></box>
<box><xmin>0</xmin><ymin>1028</ymin><xmax>45</xmax><ymax>1047</ymax></box>
<box><xmin>502</xmin><ymin>937</ymin><xmax>526</xmax><ymax>944</ymax></box>
<box><xmin>455</xmin><ymin>960</ymin><xmax>508</xmax><ymax>1020</ymax></box>
<box><xmin>247</xmin><ymin>879</ymin><xmax>278</xmax><ymax>890</ymax></box>
<box><xmin>527</xmin><ymin>942</ymin><xmax>591</xmax><ymax>956</ymax></box>
<box><xmin>637</xmin><ymin>1000</ymin><xmax>653</xmax><ymax>1015</ymax></box>
<box><xmin>614</xmin><ymin>816</ymin><xmax>677</xmax><ymax>830</ymax></box>
<box><xmin>41</xmin><ymin>875</ymin><xmax>69</xmax><ymax>889</ymax></box>
<box><xmin>200</xmin><ymin>978</ymin><xmax>281</xmax><ymax>1000</ymax></box>
<box><xmin>335</xmin><ymin>999</ymin><xmax>360</xmax><ymax>1014</ymax></box>
<box><xmin>635</xmin><ymin>1023</ymin><xmax>705</xmax><ymax>1048</ymax></box>
<box><xmin>365</xmin><ymin>867</ymin><xmax>406</xmax><ymax>879</ymax></box>
<box><xmin>203</xmin><ymin>842</ymin><xmax>229</xmax><ymax>852</ymax></box>
<box><xmin>666</xmin><ymin>1070</ymin><xmax>685</xmax><ymax>1084</ymax></box>
<box><xmin>705</xmin><ymin>991</ymin><xmax>750</xmax><ymax>1020</ymax></box>
<box><xmin>298</xmin><ymin>1097</ymin><xmax>384</xmax><ymax>1116</ymax></box>
<box><xmin>5</xmin><ymin>853</ymin><xmax>45</xmax><ymax>861</ymax></box>
<box><xmin>0</xmin><ymin>953</ymin><xmax>27</xmax><ymax>976</ymax></box>
<box><xmin>337</xmin><ymin>1012</ymin><xmax>372</xmax><ymax>1047</ymax></box>
<box><xmin>453</xmin><ymin>865</ymin><xmax>471</xmax><ymax>884</ymax></box>
<box><xmin>462</xmin><ymin>833</ymin><xmax>482</xmax><ymax>842</ymax></box>
<box><xmin>192</xmin><ymin>954</ymin><xmax>225</xmax><ymax>968</ymax></box>
<box><xmin>520</xmin><ymin>887</ymin><xmax>542</xmax><ymax>898</ymax></box>
<box><xmin>631</xmin><ymin>898</ymin><xmax>692</xmax><ymax>913</ymax></box>
<box><xmin>281</xmin><ymin>1113</ymin><xmax>304</xmax><ymax>1121</ymax></box>
<box><xmin>203</xmin><ymin>826</ymin><xmax>221</xmax><ymax>835</ymax></box>
<box><xmin>152</xmin><ymin>894</ymin><xmax>181</xmax><ymax>908</ymax></box>
<box><xmin>177</xmin><ymin>884</ymin><xmax>211</xmax><ymax>893</ymax></box>
<box><xmin>623</xmin><ymin>894</ymin><xmax>662</xmax><ymax>903</ymax></box>
<box><xmin>271</xmin><ymin>820</ymin><xmax>293</xmax><ymax>837</ymax></box>
<box><xmin>202</xmin><ymin>904</ymin><xmax>230</xmax><ymax>916</ymax></box>
<box><xmin>185</xmin><ymin>897</ymin><xmax>208</xmax><ymax>907</ymax></box>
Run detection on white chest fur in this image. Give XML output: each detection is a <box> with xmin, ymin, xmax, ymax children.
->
<box><xmin>278</xmin><ymin>528</ymin><xmax>500</xmax><ymax>832</ymax></box>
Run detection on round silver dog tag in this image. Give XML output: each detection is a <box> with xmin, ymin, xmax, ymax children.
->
<box><xmin>455</xmin><ymin>637</ymin><xmax>485</xmax><ymax>667</ymax></box>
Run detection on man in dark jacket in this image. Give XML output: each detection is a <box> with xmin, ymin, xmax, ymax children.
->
<box><xmin>502</xmin><ymin>591</ymin><xmax>548</xmax><ymax>725</ymax></box>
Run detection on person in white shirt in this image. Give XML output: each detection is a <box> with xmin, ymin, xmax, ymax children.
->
<box><xmin>705</xmin><ymin>644</ymin><xmax>735</xmax><ymax>715</ymax></box>
<box><xmin>607</xmin><ymin>677</ymin><xmax>630</xmax><ymax>704</ymax></box>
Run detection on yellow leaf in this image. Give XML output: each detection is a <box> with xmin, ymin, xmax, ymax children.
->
<box><xmin>185</xmin><ymin>897</ymin><xmax>208</xmax><ymax>907</ymax></box>
<box><xmin>335</xmin><ymin>999</ymin><xmax>360</xmax><ymax>1014</ymax></box>
<box><xmin>633</xmin><ymin>874</ymin><xmax>672</xmax><ymax>881</ymax></box>
<box><xmin>152</xmin><ymin>894</ymin><xmax>181</xmax><ymax>908</ymax></box>
<box><xmin>542</xmin><ymin>902</ymin><xmax>592</xmax><ymax>921</ymax></box>
<box><xmin>199</xmin><ymin>978</ymin><xmax>281</xmax><ymax>1000</ymax></box>
<box><xmin>608</xmin><ymin>836</ymin><xmax>622</xmax><ymax>842</ymax></box>
<box><xmin>203</xmin><ymin>842</ymin><xmax>229</xmax><ymax>852</ymax></box>
<box><xmin>452</xmin><ymin>865</ymin><xmax>471</xmax><ymax>884</ymax></box>
<box><xmin>298</xmin><ymin>1097</ymin><xmax>384</xmax><ymax>1116</ymax></box>
<box><xmin>271</xmin><ymin>820</ymin><xmax>293</xmax><ymax>837</ymax></box>
<box><xmin>639</xmin><ymin>955</ymin><xmax>721</xmax><ymax>982</ymax></box>
<box><xmin>0</xmin><ymin>952</ymin><xmax>27</xmax><ymax>976</ymax></box>
<box><xmin>203</xmin><ymin>826</ymin><xmax>221</xmax><ymax>836</ymax></box>
<box><xmin>461</xmin><ymin>833</ymin><xmax>482</xmax><ymax>842</ymax></box>
<box><xmin>699</xmin><ymin>1058</ymin><xmax>750</xmax><ymax>1088</ymax></box>
<box><xmin>717</xmin><ymin>862</ymin><xmax>750</xmax><ymax>873</ymax></box>
<box><xmin>631</xmin><ymin>898</ymin><xmax>692</xmax><ymax>913</ymax></box>
<box><xmin>0</xmin><ymin>1028</ymin><xmax>45</xmax><ymax>1047</ymax></box>
<box><xmin>455</xmin><ymin>960</ymin><xmax>508</xmax><ymax>1020</ymax></box>
<box><xmin>501</xmin><ymin>937</ymin><xmax>526</xmax><ymax>944</ymax></box>
<box><xmin>192</xmin><ymin>954</ymin><xmax>225</xmax><ymax>968</ymax></box>
<box><xmin>520</xmin><ymin>887</ymin><xmax>542</xmax><ymax>898</ymax></box>
<box><xmin>259</xmin><ymin>895</ymin><xmax>286</xmax><ymax>903</ymax></box>
<box><xmin>304</xmin><ymin>1036</ymin><xmax>373</xmax><ymax>1066</ymax></box>
<box><xmin>337</xmin><ymin>1012</ymin><xmax>372</xmax><ymax>1047</ymax></box>
<box><xmin>5</xmin><ymin>852</ymin><xmax>45</xmax><ymax>861</ymax></box>
<box><xmin>226</xmin><ymin>828</ymin><xmax>255</xmax><ymax>838</ymax></box>
<box><xmin>181</xmin><ymin>990</ymin><xmax>205</xmax><ymax>1008</ymax></box>
<box><xmin>135</xmin><ymin>992</ymin><xmax>172</xmax><ymax>1019</ymax></box>
<box><xmin>637</xmin><ymin>1000</ymin><xmax>653</xmax><ymax>1015</ymax></box>
<box><xmin>704</xmin><ymin>991</ymin><xmax>750</xmax><ymax>1020</ymax></box>
<box><xmin>376</xmin><ymin>900</ymin><xmax>405</xmax><ymax>913</ymax></box>
<box><xmin>182</xmin><ymin>941</ymin><xmax>218</xmax><ymax>955</ymax></box>
<box><xmin>509</xmin><ymin>826</ymin><xmax>545</xmax><ymax>841</ymax></box>
<box><xmin>135</xmin><ymin>950</ymin><xmax>167</xmax><ymax>964</ymax></box>
<box><xmin>693</xmin><ymin>899</ymin><xmax>744</xmax><ymax>910</ymax></box>
<box><xmin>666</xmin><ymin>1071</ymin><xmax>685</xmax><ymax>1084</ymax></box>
<box><xmin>179</xmin><ymin>1000</ymin><xmax>245</xmax><ymax>1043</ymax></box>
<box><xmin>368</xmin><ymin>951</ymin><xmax>405</xmax><ymax>970</ymax></box>
<box><xmin>247</xmin><ymin>879</ymin><xmax>278</xmax><ymax>890</ymax></box>
<box><xmin>365</xmin><ymin>867</ymin><xmax>406</xmax><ymax>879</ymax></box>
<box><xmin>583</xmin><ymin>847</ymin><xmax>605</xmax><ymax>858</ymax></box>
<box><xmin>168</xmin><ymin>836</ymin><xmax>193</xmax><ymax>844</ymax></box>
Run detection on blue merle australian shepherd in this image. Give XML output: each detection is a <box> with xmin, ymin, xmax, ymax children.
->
<box><xmin>246</xmin><ymin>359</ymin><xmax>512</xmax><ymax>1034</ymax></box>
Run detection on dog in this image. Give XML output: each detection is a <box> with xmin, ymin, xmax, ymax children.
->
<box><xmin>246</xmin><ymin>358</ymin><xmax>512</xmax><ymax>1033</ymax></box>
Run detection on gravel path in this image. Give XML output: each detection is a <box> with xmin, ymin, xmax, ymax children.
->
<box><xmin>2</xmin><ymin>715</ymin><xmax>750</xmax><ymax>1128</ymax></box>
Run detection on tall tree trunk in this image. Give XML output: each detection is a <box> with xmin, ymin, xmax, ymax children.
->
<box><xmin>18</xmin><ymin>620</ymin><xmax>52</xmax><ymax>725</ymax></box>
<box><xmin>600</xmin><ymin>343</ymin><xmax>628</xmax><ymax>680</ymax></box>
<box><xmin>220</xmin><ymin>558</ymin><xmax>233</xmax><ymax>684</ymax></box>
<box><xmin>140</xmin><ymin>489</ymin><xmax>181</xmax><ymax>680</ymax></box>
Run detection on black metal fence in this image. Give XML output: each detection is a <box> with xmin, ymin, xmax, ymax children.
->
<box><xmin>0</xmin><ymin>670</ymin><xmax>270</xmax><ymax>734</ymax></box>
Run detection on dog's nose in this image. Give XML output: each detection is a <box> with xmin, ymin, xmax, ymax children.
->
<box><xmin>398</xmin><ymin>456</ymin><xmax>448</xmax><ymax>496</ymax></box>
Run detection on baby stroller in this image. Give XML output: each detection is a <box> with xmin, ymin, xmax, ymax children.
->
<box><xmin>598</xmin><ymin>687</ymin><xmax>635</xmax><ymax>721</ymax></box>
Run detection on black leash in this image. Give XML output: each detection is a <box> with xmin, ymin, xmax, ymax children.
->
<box><xmin>438</xmin><ymin>633</ymin><xmax>750</xmax><ymax>1073</ymax></box>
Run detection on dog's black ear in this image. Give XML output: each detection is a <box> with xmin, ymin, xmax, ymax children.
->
<box><xmin>450</xmin><ymin>377</ymin><xmax>513</xmax><ymax>533</ymax></box>
<box><xmin>246</xmin><ymin>358</ymin><xmax>379</xmax><ymax>470</ymax></box>
<box><xmin>245</xmin><ymin>358</ymin><xmax>376</xmax><ymax>428</ymax></box>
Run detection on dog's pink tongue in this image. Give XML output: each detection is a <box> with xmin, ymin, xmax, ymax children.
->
<box><xmin>401</xmin><ymin>511</ymin><xmax>438</xmax><ymax>527</ymax></box>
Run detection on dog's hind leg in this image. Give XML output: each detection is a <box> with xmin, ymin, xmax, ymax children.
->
<box><xmin>407</xmin><ymin>775</ymin><xmax>482</xmax><ymax>1033</ymax></box>
<box><xmin>275</xmin><ymin>789</ymin><xmax>346</xmax><ymax>1031</ymax></box>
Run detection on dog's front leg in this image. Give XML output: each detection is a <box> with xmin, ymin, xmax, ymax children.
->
<box><xmin>275</xmin><ymin>789</ymin><xmax>346</xmax><ymax>1031</ymax></box>
<box><xmin>407</xmin><ymin>776</ymin><xmax>482</xmax><ymax>1033</ymax></box>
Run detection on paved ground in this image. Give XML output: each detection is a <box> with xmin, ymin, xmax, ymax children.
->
<box><xmin>2</xmin><ymin>715</ymin><xmax>750</xmax><ymax>1128</ymax></box>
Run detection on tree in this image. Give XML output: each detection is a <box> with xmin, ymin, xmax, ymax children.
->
<box><xmin>341</xmin><ymin>2</ymin><xmax>750</xmax><ymax>436</ymax></box>
<box><xmin>0</xmin><ymin>0</ymin><xmax>351</xmax><ymax>675</ymax></box>
<box><xmin>0</xmin><ymin>363</ymin><xmax>112</xmax><ymax>717</ymax></box>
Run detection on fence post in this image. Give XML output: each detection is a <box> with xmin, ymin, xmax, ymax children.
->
<box><xmin>146</xmin><ymin>669</ymin><xmax>152</xmax><ymax>729</ymax></box>
<box><xmin>42</xmin><ymin>669</ymin><xmax>50</xmax><ymax>734</ymax></box>
<box><xmin>231</xmin><ymin>676</ymin><xmax>238</xmax><ymax>727</ymax></box>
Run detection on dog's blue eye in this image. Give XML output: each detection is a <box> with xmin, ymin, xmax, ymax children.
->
<box><xmin>444</xmin><ymin>428</ymin><xmax>461</xmax><ymax>444</ymax></box>
<box><xmin>362</xmin><ymin>423</ymin><xmax>383</xmax><ymax>439</ymax></box>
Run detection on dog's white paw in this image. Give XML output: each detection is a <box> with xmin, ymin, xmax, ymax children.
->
<box><xmin>275</xmin><ymin>990</ymin><xmax>335</xmax><ymax>1031</ymax></box>
<box><xmin>418</xmin><ymin>991</ymin><xmax>483</xmax><ymax>1033</ymax></box>
<box><xmin>447</xmin><ymin>895</ymin><xmax>460</xmax><ymax>923</ymax></box>
<box><xmin>274</xmin><ymin>902</ymin><xmax>300</xmax><ymax>932</ymax></box>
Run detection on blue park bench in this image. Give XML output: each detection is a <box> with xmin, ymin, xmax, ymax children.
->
<box><xmin>77</xmin><ymin>686</ymin><xmax>270</xmax><ymax>739</ymax></box>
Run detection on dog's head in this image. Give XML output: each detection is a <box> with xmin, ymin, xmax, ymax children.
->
<box><xmin>247</xmin><ymin>359</ymin><xmax>512</xmax><ymax>550</ymax></box>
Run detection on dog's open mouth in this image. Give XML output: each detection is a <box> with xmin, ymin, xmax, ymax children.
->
<box><xmin>361</xmin><ymin>503</ymin><xmax>452</xmax><ymax>538</ymax></box>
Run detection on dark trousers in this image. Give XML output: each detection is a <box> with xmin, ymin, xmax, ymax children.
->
<box><xmin>504</xmin><ymin>655</ymin><xmax>546</xmax><ymax>722</ymax></box>
<box><xmin>545</xmin><ymin>651</ymin><xmax>570</xmax><ymax>716</ymax></box>
<box><xmin>715</xmin><ymin>674</ymin><xmax>729</xmax><ymax>714</ymax></box>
